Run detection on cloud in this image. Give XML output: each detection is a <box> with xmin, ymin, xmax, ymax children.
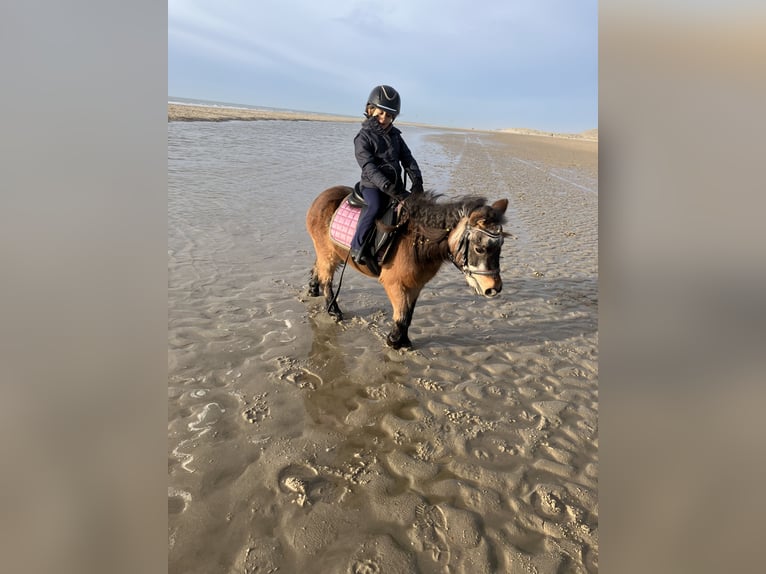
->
<box><xmin>169</xmin><ymin>0</ymin><xmax>372</xmax><ymax>85</ymax></box>
<box><xmin>169</xmin><ymin>0</ymin><xmax>598</xmax><ymax>130</ymax></box>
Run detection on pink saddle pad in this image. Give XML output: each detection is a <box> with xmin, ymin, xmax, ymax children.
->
<box><xmin>329</xmin><ymin>196</ymin><xmax>361</xmax><ymax>248</ymax></box>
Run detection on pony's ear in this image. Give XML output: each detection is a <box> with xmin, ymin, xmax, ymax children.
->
<box><xmin>491</xmin><ymin>199</ymin><xmax>508</xmax><ymax>214</ymax></box>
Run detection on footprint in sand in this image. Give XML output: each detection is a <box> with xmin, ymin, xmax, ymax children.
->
<box><xmin>534</xmin><ymin>485</ymin><xmax>566</xmax><ymax>517</ymax></box>
<box><xmin>278</xmin><ymin>366</ymin><xmax>323</xmax><ymax>390</ymax></box>
<box><xmin>277</xmin><ymin>463</ymin><xmax>348</xmax><ymax>507</ymax></box>
<box><xmin>347</xmin><ymin>534</ymin><xmax>415</xmax><ymax>573</ymax></box>
<box><xmin>167</xmin><ymin>487</ymin><xmax>191</xmax><ymax>515</ymax></box>
<box><xmin>281</xmin><ymin>475</ymin><xmax>310</xmax><ymax>507</ymax></box>
<box><xmin>350</xmin><ymin>559</ymin><xmax>380</xmax><ymax>574</ymax></box>
<box><xmin>242</xmin><ymin>393</ymin><xmax>270</xmax><ymax>424</ymax></box>
<box><xmin>242</xmin><ymin>538</ymin><xmax>283</xmax><ymax>574</ymax></box>
<box><xmin>413</xmin><ymin>503</ymin><xmax>449</xmax><ymax>565</ymax></box>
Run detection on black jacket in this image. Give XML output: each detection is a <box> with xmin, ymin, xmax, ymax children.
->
<box><xmin>354</xmin><ymin>116</ymin><xmax>422</xmax><ymax>197</ymax></box>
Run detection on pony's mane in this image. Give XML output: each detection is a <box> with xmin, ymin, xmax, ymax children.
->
<box><xmin>404</xmin><ymin>191</ymin><xmax>488</xmax><ymax>231</ymax></box>
<box><xmin>397</xmin><ymin>191</ymin><xmax>502</xmax><ymax>262</ymax></box>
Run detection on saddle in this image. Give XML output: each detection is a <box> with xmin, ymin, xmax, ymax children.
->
<box><xmin>329</xmin><ymin>182</ymin><xmax>404</xmax><ymax>268</ymax></box>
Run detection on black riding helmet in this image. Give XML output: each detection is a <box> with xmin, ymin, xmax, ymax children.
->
<box><xmin>366</xmin><ymin>85</ymin><xmax>401</xmax><ymax>118</ymax></box>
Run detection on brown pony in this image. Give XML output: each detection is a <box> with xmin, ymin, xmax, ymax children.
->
<box><xmin>306</xmin><ymin>186</ymin><xmax>509</xmax><ymax>349</ymax></box>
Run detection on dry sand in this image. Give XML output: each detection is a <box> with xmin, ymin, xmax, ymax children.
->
<box><xmin>498</xmin><ymin>128</ymin><xmax>598</xmax><ymax>142</ymax></box>
<box><xmin>168</xmin><ymin>107</ymin><xmax>598</xmax><ymax>573</ymax></box>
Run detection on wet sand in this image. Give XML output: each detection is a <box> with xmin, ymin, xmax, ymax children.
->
<box><xmin>169</xmin><ymin>111</ymin><xmax>598</xmax><ymax>572</ymax></box>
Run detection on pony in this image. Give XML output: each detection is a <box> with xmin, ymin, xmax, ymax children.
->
<box><xmin>306</xmin><ymin>186</ymin><xmax>509</xmax><ymax>349</ymax></box>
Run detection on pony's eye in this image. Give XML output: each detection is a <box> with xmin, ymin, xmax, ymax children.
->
<box><xmin>474</xmin><ymin>245</ymin><xmax>486</xmax><ymax>255</ymax></box>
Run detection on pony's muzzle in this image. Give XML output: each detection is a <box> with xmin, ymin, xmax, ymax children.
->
<box><xmin>469</xmin><ymin>274</ymin><xmax>502</xmax><ymax>297</ymax></box>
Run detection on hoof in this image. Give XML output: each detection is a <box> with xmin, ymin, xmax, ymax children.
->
<box><xmin>386</xmin><ymin>333</ymin><xmax>412</xmax><ymax>350</ymax></box>
<box><xmin>307</xmin><ymin>273</ymin><xmax>321</xmax><ymax>297</ymax></box>
<box><xmin>328</xmin><ymin>306</ymin><xmax>343</xmax><ymax>322</ymax></box>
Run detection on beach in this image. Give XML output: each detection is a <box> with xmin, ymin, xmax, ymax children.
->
<box><xmin>168</xmin><ymin>103</ymin><xmax>598</xmax><ymax>141</ymax></box>
<box><xmin>168</xmin><ymin>107</ymin><xmax>598</xmax><ymax>573</ymax></box>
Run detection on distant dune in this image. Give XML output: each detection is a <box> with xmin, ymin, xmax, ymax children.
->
<box><xmin>168</xmin><ymin>103</ymin><xmax>359</xmax><ymax>124</ymax></box>
<box><xmin>499</xmin><ymin>127</ymin><xmax>598</xmax><ymax>141</ymax></box>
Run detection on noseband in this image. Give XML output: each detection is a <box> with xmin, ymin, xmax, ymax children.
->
<box><xmin>449</xmin><ymin>223</ymin><xmax>504</xmax><ymax>278</ymax></box>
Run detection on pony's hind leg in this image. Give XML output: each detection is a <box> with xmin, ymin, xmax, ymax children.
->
<box><xmin>307</xmin><ymin>265</ymin><xmax>321</xmax><ymax>297</ymax></box>
<box><xmin>313</xmin><ymin>257</ymin><xmax>343</xmax><ymax>321</ymax></box>
<box><xmin>324</xmin><ymin>281</ymin><xmax>343</xmax><ymax>321</ymax></box>
<box><xmin>307</xmin><ymin>192</ymin><xmax>345</xmax><ymax>320</ymax></box>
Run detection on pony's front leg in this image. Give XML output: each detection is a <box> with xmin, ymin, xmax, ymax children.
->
<box><xmin>383</xmin><ymin>285</ymin><xmax>420</xmax><ymax>349</ymax></box>
<box><xmin>387</xmin><ymin>319</ymin><xmax>411</xmax><ymax>349</ymax></box>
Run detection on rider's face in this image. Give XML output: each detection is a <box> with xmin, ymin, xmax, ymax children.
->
<box><xmin>372</xmin><ymin>107</ymin><xmax>395</xmax><ymax>126</ymax></box>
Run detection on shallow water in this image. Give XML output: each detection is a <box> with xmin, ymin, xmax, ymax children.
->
<box><xmin>169</xmin><ymin>120</ymin><xmax>598</xmax><ymax>573</ymax></box>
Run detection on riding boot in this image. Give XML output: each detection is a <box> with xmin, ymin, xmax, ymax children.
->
<box><xmin>361</xmin><ymin>246</ymin><xmax>381</xmax><ymax>275</ymax></box>
<box><xmin>350</xmin><ymin>247</ymin><xmax>363</xmax><ymax>265</ymax></box>
<box><xmin>350</xmin><ymin>246</ymin><xmax>380</xmax><ymax>275</ymax></box>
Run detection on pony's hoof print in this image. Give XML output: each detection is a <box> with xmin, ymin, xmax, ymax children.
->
<box><xmin>351</xmin><ymin>559</ymin><xmax>380</xmax><ymax>574</ymax></box>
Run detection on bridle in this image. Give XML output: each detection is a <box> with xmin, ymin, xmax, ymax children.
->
<box><xmin>449</xmin><ymin>221</ymin><xmax>504</xmax><ymax>278</ymax></box>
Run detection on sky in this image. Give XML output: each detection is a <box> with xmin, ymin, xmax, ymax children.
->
<box><xmin>168</xmin><ymin>0</ymin><xmax>598</xmax><ymax>133</ymax></box>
